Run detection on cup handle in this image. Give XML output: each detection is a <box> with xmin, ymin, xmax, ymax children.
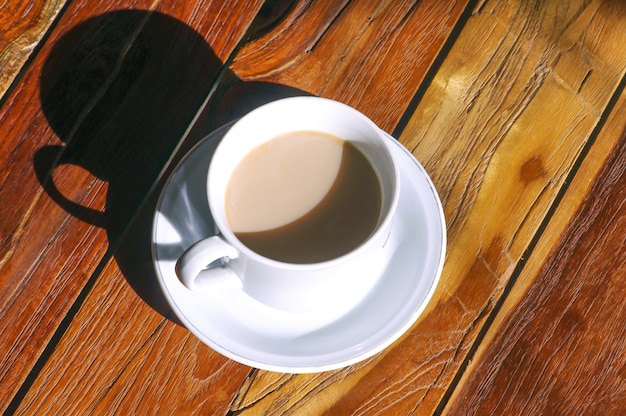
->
<box><xmin>175</xmin><ymin>236</ymin><xmax>242</xmax><ymax>291</ymax></box>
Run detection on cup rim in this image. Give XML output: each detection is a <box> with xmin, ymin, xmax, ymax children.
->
<box><xmin>207</xmin><ymin>96</ymin><xmax>400</xmax><ymax>270</ymax></box>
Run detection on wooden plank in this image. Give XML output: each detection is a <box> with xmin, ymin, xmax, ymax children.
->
<box><xmin>7</xmin><ymin>0</ymin><xmax>471</xmax><ymax>413</ymax></box>
<box><xmin>0</xmin><ymin>0</ymin><xmax>262</xmax><ymax>413</ymax></box>
<box><xmin>15</xmin><ymin>242</ymin><xmax>252</xmax><ymax>415</ymax></box>
<box><xmin>228</xmin><ymin>0</ymin><xmax>626</xmax><ymax>414</ymax></box>
<box><xmin>203</xmin><ymin>0</ymin><xmax>470</xmax><ymax>133</ymax></box>
<box><xmin>444</xmin><ymin>84</ymin><xmax>626</xmax><ymax>415</ymax></box>
<box><xmin>0</xmin><ymin>0</ymin><xmax>67</xmax><ymax>102</ymax></box>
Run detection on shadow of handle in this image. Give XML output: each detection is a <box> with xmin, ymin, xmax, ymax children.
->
<box><xmin>34</xmin><ymin>145</ymin><xmax>107</xmax><ymax>228</ymax></box>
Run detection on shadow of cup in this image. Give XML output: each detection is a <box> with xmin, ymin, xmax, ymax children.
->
<box><xmin>35</xmin><ymin>9</ymin><xmax>308</xmax><ymax>321</ymax></box>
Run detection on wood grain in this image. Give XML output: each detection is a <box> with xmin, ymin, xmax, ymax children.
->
<box><xmin>0</xmin><ymin>0</ymin><xmax>67</xmax><ymax>102</ymax></box>
<box><xmin>208</xmin><ymin>0</ymin><xmax>470</xmax><ymax>133</ymax></box>
<box><xmin>6</xmin><ymin>0</ymin><xmax>471</xmax><ymax>413</ymax></box>
<box><xmin>15</xmin><ymin>246</ymin><xmax>252</xmax><ymax>415</ymax></box>
<box><xmin>5</xmin><ymin>0</ymin><xmax>625</xmax><ymax>414</ymax></box>
<box><xmin>444</xmin><ymin>81</ymin><xmax>626</xmax><ymax>415</ymax></box>
<box><xmin>228</xmin><ymin>0</ymin><xmax>626</xmax><ymax>414</ymax></box>
<box><xmin>0</xmin><ymin>0</ymin><xmax>262</xmax><ymax>413</ymax></box>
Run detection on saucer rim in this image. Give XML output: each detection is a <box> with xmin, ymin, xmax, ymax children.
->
<box><xmin>151</xmin><ymin>124</ymin><xmax>446</xmax><ymax>373</ymax></box>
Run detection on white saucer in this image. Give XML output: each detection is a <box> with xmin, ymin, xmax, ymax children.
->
<box><xmin>152</xmin><ymin>124</ymin><xmax>446</xmax><ymax>373</ymax></box>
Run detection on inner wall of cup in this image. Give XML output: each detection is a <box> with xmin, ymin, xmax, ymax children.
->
<box><xmin>350</xmin><ymin>137</ymin><xmax>397</xmax><ymax>229</ymax></box>
<box><xmin>208</xmin><ymin>97</ymin><xmax>396</xmax><ymax>254</ymax></box>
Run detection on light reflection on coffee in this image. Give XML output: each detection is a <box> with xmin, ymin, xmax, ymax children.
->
<box><xmin>225</xmin><ymin>131</ymin><xmax>381</xmax><ymax>263</ymax></box>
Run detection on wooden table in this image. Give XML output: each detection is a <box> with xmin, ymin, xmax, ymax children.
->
<box><xmin>1</xmin><ymin>0</ymin><xmax>624</xmax><ymax>414</ymax></box>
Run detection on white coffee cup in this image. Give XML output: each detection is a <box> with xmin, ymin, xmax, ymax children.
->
<box><xmin>175</xmin><ymin>96</ymin><xmax>399</xmax><ymax>313</ymax></box>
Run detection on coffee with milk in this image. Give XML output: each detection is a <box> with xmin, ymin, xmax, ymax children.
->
<box><xmin>225</xmin><ymin>130</ymin><xmax>381</xmax><ymax>263</ymax></box>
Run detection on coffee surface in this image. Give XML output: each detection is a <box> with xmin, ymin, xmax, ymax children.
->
<box><xmin>226</xmin><ymin>131</ymin><xmax>381</xmax><ymax>263</ymax></box>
